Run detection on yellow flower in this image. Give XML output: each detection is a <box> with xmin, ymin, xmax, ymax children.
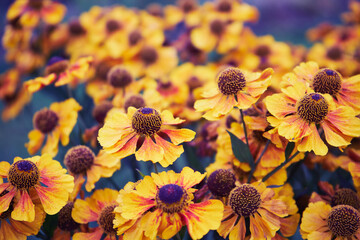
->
<box><xmin>218</xmin><ymin>181</ymin><xmax>288</xmax><ymax>240</ymax></box>
<box><xmin>301</xmin><ymin>202</ymin><xmax>360</xmax><ymax>240</ymax></box>
<box><xmin>265</xmin><ymin>80</ymin><xmax>360</xmax><ymax>155</ymax></box>
<box><xmin>0</xmin><ymin>154</ymin><xmax>74</xmax><ymax>222</ymax></box>
<box><xmin>195</xmin><ymin>66</ymin><xmax>273</xmax><ymax>120</ymax></box>
<box><xmin>98</xmin><ymin>107</ymin><xmax>195</xmax><ymax>167</ymax></box>
<box><xmin>120</xmin><ymin>167</ymin><xmax>224</xmax><ymax>240</ymax></box>
<box><xmin>64</xmin><ymin>146</ymin><xmax>120</xmax><ymax>192</ymax></box>
<box><xmin>72</xmin><ymin>189</ymin><xmax>118</xmax><ymax>240</ymax></box>
<box><xmin>282</xmin><ymin>61</ymin><xmax>360</xmax><ymax>114</ymax></box>
<box><xmin>24</xmin><ymin>56</ymin><xmax>93</xmax><ymax>93</ymax></box>
<box><xmin>7</xmin><ymin>0</ymin><xmax>66</xmax><ymax>28</ymax></box>
<box><xmin>25</xmin><ymin>98</ymin><xmax>82</xmax><ymax>157</ymax></box>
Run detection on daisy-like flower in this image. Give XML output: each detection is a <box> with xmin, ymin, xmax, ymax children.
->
<box><xmin>0</xmin><ymin>196</ymin><xmax>45</xmax><ymax>240</ymax></box>
<box><xmin>265</xmin><ymin>80</ymin><xmax>360</xmax><ymax>156</ymax></box>
<box><xmin>120</xmin><ymin>167</ymin><xmax>224</xmax><ymax>240</ymax></box>
<box><xmin>72</xmin><ymin>188</ymin><xmax>118</xmax><ymax>240</ymax></box>
<box><xmin>25</xmin><ymin>98</ymin><xmax>82</xmax><ymax>157</ymax></box>
<box><xmin>7</xmin><ymin>0</ymin><xmax>66</xmax><ymax>28</ymax></box>
<box><xmin>194</xmin><ymin>66</ymin><xmax>273</xmax><ymax>120</ymax></box>
<box><xmin>218</xmin><ymin>181</ymin><xmax>288</xmax><ymax>240</ymax></box>
<box><xmin>24</xmin><ymin>56</ymin><xmax>93</xmax><ymax>93</ymax></box>
<box><xmin>0</xmin><ymin>154</ymin><xmax>74</xmax><ymax>222</ymax></box>
<box><xmin>64</xmin><ymin>146</ymin><xmax>120</xmax><ymax>192</ymax></box>
<box><xmin>301</xmin><ymin>201</ymin><xmax>360</xmax><ymax>240</ymax></box>
<box><xmin>282</xmin><ymin>61</ymin><xmax>360</xmax><ymax>114</ymax></box>
<box><xmin>98</xmin><ymin>107</ymin><xmax>196</xmax><ymax>167</ymax></box>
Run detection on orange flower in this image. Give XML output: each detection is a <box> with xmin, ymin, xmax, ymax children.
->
<box><xmin>194</xmin><ymin>66</ymin><xmax>273</xmax><ymax>120</ymax></box>
<box><xmin>98</xmin><ymin>107</ymin><xmax>195</xmax><ymax>167</ymax></box>
<box><xmin>25</xmin><ymin>98</ymin><xmax>82</xmax><ymax>157</ymax></box>
<box><xmin>24</xmin><ymin>56</ymin><xmax>93</xmax><ymax>93</ymax></box>
<box><xmin>265</xmin><ymin>80</ymin><xmax>360</xmax><ymax>155</ymax></box>
<box><xmin>72</xmin><ymin>189</ymin><xmax>118</xmax><ymax>240</ymax></box>
<box><xmin>218</xmin><ymin>181</ymin><xmax>288</xmax><ymax>240</ymax></box>
<box><xmin>7</xmin><ymin>0</ymin><xmax>66</xmax><ymax>28</ymax></box>
<box><xmin>119</xmin><ymin>167</ymin><xmax>224</xmax><ymax>239</ymax></box>
<box><xmin>0</xmin><ymin>154</ymin><xmax>74</xmax><ymax>222</ymax></box>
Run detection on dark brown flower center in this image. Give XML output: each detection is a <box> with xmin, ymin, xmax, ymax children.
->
<box><xmin>124</xmin><ymin>95</ymin><xmax>145</xmax><ymax>111</ymax></box>
<box><xmin>156</xmin><ymin>184</ymin><xmax>188</xmax><ymax>213</ymax></box>
<box><xmin>296</xmin><ymin>93</ymin><xmax>329</xmax><ymax>123</ymax></box>
<box><xmin>207</xmin><ymin>169</ymin><xmax>236</xmax><ymax>197</ymax></box>
<box><xmin>34</xmin><ymin>109</ymin><xmax>59</xmax><ymax>134</ymax></box>
<box><xmin>255</xmin><ymin>45</ymin><xmax>271</xmax><ymax>57</ymax></box>
<box><xmin>327</xmin><ymin>205</ymin><xmax>360</xmax><ymax>237</ymax></box>
<box><xmin>217</xmin><ymin>0</ymin><xmax>232</xmax><ymax>12</ymax></box>
<box><xmin>140</xmin><ymin>47</ymin><xmax>158</xmax><ymax>65</ymax></box>
<box><xmin>217</xmin><ymin>67</ymin><xmax>246</xmax><ymax>95</ymax></box>
<box><xmin>210</xmin><ymin>19</ymin><xmax>226</xmax><ymax>36</ymax></box>
<box><xmin>312</xmin><ymin>69</ymin><xmax>342</xmax><ymax>97</ymax></box>
<box><xmin>106</xmin><ymin>20</ymin><xmax>122</xmax><ymax>34</ymax></box>
<box><xmin>28</xmin><ymin>0</ymin><xmax>43</xmax><ymax>10</ymax></box>
<box><xmin>69</xmin><ymin>20</ymin><xmax>86</xmax><ymax>36</ymax></box>
<box><xmin>107</xmin><ymin>67</ymin><xmax>133</xmax><ymax>88</ymax></box>
<box><xmin>58</xmin><ymin>202</ymin><xmax>79</xmax><ymax>232</ymax></box>
<box><xmin>128</xmin><ymin>30</ymin><xmax>142</xmax><ymax>46</ymax></box>
<box><xmin>92</xmin><ymin>102</ymin><xmax>113</xmax><ymax>125</ymax></box>
<box><xmin>326</xmin><ymin>46</ymin><xmax>343</xmax><ymax>60</ymax></box>
<box><xmin>8</xmin><ymin>160</ymin><xmax>40</xmax><ymax>189</ymax></box>
<box><xmin>98</xmin><ymin>205</ymin><xmax>117</xmax><ymax>234</ymax></box>
<box><xmin>331</xmin><ymin>189</ymin><xmax>360</xmax><ymax>209</ymax></box>
<box><xmin>64</xmin><ymin>146</ymin><xmax>95</xmax><ymax>174</ymax></box>
<box><xmin>187</xmin><ymin>76</ymin><xmax>203</xmax><ymax>91</ymax></box>
<box><xmin>229</xmin><ymin>184</ymin><xmax>261</xmax><ymax>217</ymax></box>
<box><xmin>132</xmin><ymin>108</ymin><xmax>162</xmax><ymax>136</ymax></box>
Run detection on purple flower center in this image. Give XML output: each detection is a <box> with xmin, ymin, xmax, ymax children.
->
<box><xmin>47</xmin><ymin>56</ymin><xmax>66</xmax><ymax>66</ymax></box>
<box><xmin>311</xmin><ymin>93</ymin><xmax>322</xmax><ymax>101</ymax></box>
<box><xmin>158</xmin><ymin>184</ymin><xmax>184</xmax><ymax>204</ymax></box>
<box><xmin>17</xmin><ymin>161</ymin><xmax>33</xmax><ymax>171</ymax></box>
<box><xmin>325</xmin><ymin>69</ymin><xmax>336</xmax><ymax>76</ymax></box>
<box><xmin>141</xmin><ymin>108</ymin><xmax>153</xmax><ymax>114</ymax></box>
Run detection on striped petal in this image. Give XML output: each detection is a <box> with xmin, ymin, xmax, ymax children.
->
<box><xmin>11</xmin><ymin>190</ymin><xmax>35</xmax><ymax>222</ymax></box>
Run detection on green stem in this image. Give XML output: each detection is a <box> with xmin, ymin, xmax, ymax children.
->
<box><xmin>247</xmin><ymin>140</ymin><xmax>270</xmax><ymax>183</ymax></box>
<box><xmin>262</xmin><ymin>151</ymin><xmax>300</xmax><ymax>182</ymax></box>
<box><xmin>240</xmin><ymin>109</ymin><xmax>249</xmax><ymax>147</ymax></box>
<box><xmin>153</xmin><ymin>163</ymin><xmax>159</xmax><ymax>174</ymax></box>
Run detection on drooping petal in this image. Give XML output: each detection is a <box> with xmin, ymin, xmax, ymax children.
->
<box><xmin>277</xmin><ymin>115</ymin><xmax>312</xmax><ymax>141</ymax></box>
<box><xmin>280</xmin><ymin>214</ymin><xmax>300</xmax><ymax>237</ymax></box>
<box><xmin>34</xmin><ymin>185</ymin><xmax>70</xmax><ymax>215</ymax></box>
<box><xmin>41</xmin><ymin>128</ymin><xmax>60</xmax><ymax>157</ymax></box>
<box><xmin>159</xmin><ymin>212</ymin><xmax>183</xmax><ymax>239</ymax></box>
<box><xmin>121</xmin><ymin>192</ymin><xmax>155</xmax><ymax>219</ymax></box>
<box><xmin>11</xmin><ymin>190</ymin><xmax>35</xmax><ymax>222</ymax></box>
<box><xmin>135</xmin><ymin>137</ymin><xmax>164</xmax><ymax>163</ymax></box>
<box><xmin>0</xmin><ymin>162</ymin><xmax>10</xmax><ymax>177</ymax></box>
<box><xmin>182</xmin><ymin>200</ymin><xmax>224</xmax><ymax>240</ymax></box>
<box><xmin>153</xmin><ymin>135</ymin><xmax>183</xmax><ymax>167</ymax></box>
<box><xmin>0</xmin><ymin>185</ymin><xmax>16</xmax><ymax>213</ymax></box>
<box><xmin>218</xmin><ymin>207</ymin><xmax>237</xmax><ymax>238</ymax></box>
<box><xmin>0</xmin><ymin>220</ymin><xmax>25</xmax><ymax>240</ymax></box>
<box><xmin>160</xmin><ymin>129</ymin><xmax>196</xmax><ymax>145</ymax></box>
<box><xmin>25</xmin><ymin>129</ymin><xmax>45</xmax><ymax>156</ymax></box>
<box><xmin>161</xmin><ymin>110</ymin><xmax>185</xmax><ymax>125</ymax></box>
<box><xmin>72</xmin><ymin>198</ymin><xmax>100</xmax><ymax>224</ymax></box>
<box><xmin>229</xmin><ymin>216</ymin><xmax>246</xmax><ymax>240</ymax></box>
<box><xmin>177</xmin><ymin>167</ymin><xmax>206</xmax><ymax>190</ymax></box>
<box><xmin>297</xmin><ymin>124</ymin><xmax>328</xmax><ymax>156</ymax></box>
<box><xmin>264</xmin><ymin>94</ymin><xmax>296</xmax><ymax>119</ymax></box>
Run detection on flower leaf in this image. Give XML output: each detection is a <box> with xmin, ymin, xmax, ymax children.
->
<box><xmin>227</xmin><ymin>130</ymin><xmax>254</xmax><ymax>168</ymax></box>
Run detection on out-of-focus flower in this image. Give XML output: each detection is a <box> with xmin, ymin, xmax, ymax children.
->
<box><xmin>64</xmin><ymin>146</ymin><xmax>120</xmax><ymax>192</ymax></box>
<box><xmin>0</xmin><ymin>69</ymin><xmax>21</xmax><ymax>101</ymax></box>
<box><xmin>1</xmin><ymin>86</ymin><xmax>32</xmax><ymax>122</ymax></box>
<box><xmin>98</xmin><ymin>107</ymin><xmax>195</xmax><ymax>167</ymax></box>
<box><xmin>218</xmin><ymin>181</ymin><xmax>288</xmax><ymax>240</ymax></box>
<box><xmin>120</xmin><ymin>167</ymin><xmax>224</xmax><ymax>239</ymax></box>
<box><xmin>24</xmin><ymin>56</ymin><xmax>93</xmax><ymax>93</ymax></box>
<box><xmin>25</xmin><ymin>98</ymin><xmax>82</xmax><ymax>157</ymax></box>
<box><xmin>72</xmin><ymin>188</ymin><xmax>118</xmax><ymax>240</ymax></box>
<box><xmin>195</xmin><ymin>66</ymin><xmax>273</xmax><ymax>120</ymax></box>
<box><xmin>282</xmin><ymin>61</ymin><xmax>360</xmax><ymax>114</ymax></box>
<box><xmin>164</xmin><ymin>0</ymin><xmax>201</xmax><ymax>28</ymax></box>
<box><xmin>7</xmin><ymin>0</ymin><xmax>66</xmax><ymax>28</ymax></box>
<box><xmin>0</xmin><ymin>154</ymin><xmax>74</xmax><ymax>222</ymax></box>
<box><xmin>265</xmin><ymin>80</ymin><xmax>360</xmax><ymax>155</ymax></box>
<box><xmin>301</xmin><ymin>201</ymin><xmax>360</xmax><ymax>239</ymax></box>
<box><xmin>342</xmin><ymin>0</ymin><xmax>360</xmax><ymax>24</ymax></box>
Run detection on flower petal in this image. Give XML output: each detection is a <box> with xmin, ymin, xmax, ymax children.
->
<box><xmin>160</xmin><ymin>129</ymin><xmax>196</xmax><ymax>145</ymax></box>
<box><xmin>11</xmin><ymin>190</ymin><xmax>35</xmax><ymax>222</ymax></box>
<box><xmin>135</xmin><ymin>137</ymin><xmax>164</xmax><ymax>163</ymax></box>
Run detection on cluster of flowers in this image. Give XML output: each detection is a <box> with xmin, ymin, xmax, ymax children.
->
<box><xmin>1</xmin><ymin>0</ymin><xmax>360</xmax><ymax>239</ymax></box>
